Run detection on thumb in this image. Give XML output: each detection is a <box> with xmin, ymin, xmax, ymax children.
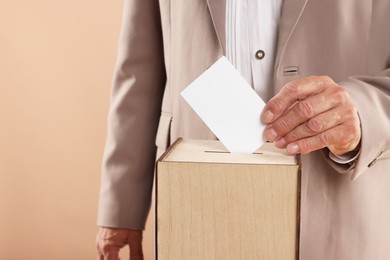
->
<box><xmin>101</xmin><ymin>241</ymin><xmax>124</xmax><ymax>260</ymax></box>
<box><xmin>128</xmin><ymin>229</ymin><xmax>143</xmax><ymax>260</ymax></box>
<box><xmin>97</xmin><ymin>228</ymin><xmax>128</xmax><ymax>260</ymax></box>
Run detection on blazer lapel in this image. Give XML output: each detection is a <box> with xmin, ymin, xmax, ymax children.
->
<box><xmin>206</xmin><ymin>0</ymin><xmax>308</xmax><ymax>64</ymax></box>
<box><xmin>275</xmin><ymin>0</ymin><xmax>309</xmax><ymax>68</ymax></box>
<box><xmin>206</xmin><ymin>0</ymin><xmax>226</xmax><ymax>54</ymax></box>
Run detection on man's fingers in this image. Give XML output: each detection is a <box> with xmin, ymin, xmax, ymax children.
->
<box><xmin>274</xmin><ymin>107</ymin><xmax>354</xmax><ymax>148</ymax></box>
<box><xmin>96</xmin><ymin>228</ymin><xmax>129</xmax><ymax>260</ymax></box>
<box><xmin>284</xmin><ymin>123</ymin><xmax>360</xmax><ymax>155</ymax></box>
<box><xmin>103</xmin><ymin>247</ymin><xmax>122</xmax><ymax>260</ymax></box>
<box><xmin>261</xmin><ymin>76</ymin><xmax>332</xmax><ymax>124</ymax></box>
<box><xmin>98</xmin><ymin>239</ymin><xmax>126</xmax><ymax>260</ymax></box>
<box><xmin>264</xmin><ymin>91</ymin><xmax>340</xmax><ymax>141</ymax></box>
<box><xmin>286</xmin><ymin>131</ymin><xmax>331</xmax><ymax>155</ymax></box>
<box><xmin>96</xmin><ymin>228</ymin><xmax>144</xmax><ymax>260</ymax></box>
<box><xmin>261</xmin><ymin>75</ymin><xmax>361</xmax><ymax>155</ymax></box>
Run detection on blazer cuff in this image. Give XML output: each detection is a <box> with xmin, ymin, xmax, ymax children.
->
<box><xmin>328</xmin><ymin>149</ymin><xmax>360</xmax><ymax>165</ymax></box>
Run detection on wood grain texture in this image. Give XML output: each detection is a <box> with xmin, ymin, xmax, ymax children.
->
<box><xmin>157</xmin><ymin>160</ymin><xmax>299</xmax><ymax>260</ymax></box>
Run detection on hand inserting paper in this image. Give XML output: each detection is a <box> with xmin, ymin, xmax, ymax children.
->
<box><xmin>261</xmin><ymin>76</ymin><xmax>361</xmax><ymax>156</ymax></box>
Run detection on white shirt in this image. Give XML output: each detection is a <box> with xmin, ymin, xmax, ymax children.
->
<box><xmin>225</xmin><ymin>0</ymin><xmax>283</xmax><ymax>102</ymax></box>
<box><xmin>225</xmin><ymin>2</ymin><xmax>359</xmax><ymax>163</ymax></box>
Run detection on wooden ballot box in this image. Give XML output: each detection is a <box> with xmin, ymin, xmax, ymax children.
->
<box><xmin>156</xmin><ymin>138</ymin><xmax>300</xmax><ymax>260</ymax></box>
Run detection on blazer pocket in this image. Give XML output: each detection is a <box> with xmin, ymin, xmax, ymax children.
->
<box><xmin>283</xmin><ymin>66</ymin><xmax>299</xmax><ymax>76</ymax></box>
<box><xmin>155</xmin><ymin>113</ymin><xmax>173</xmax><ymax>152</ymax></box>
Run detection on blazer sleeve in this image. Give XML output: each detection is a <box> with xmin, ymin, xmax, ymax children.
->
<box><xmin>324</xmin><ymin>68</ymin><xmax>390</xmax><ymax>181</ymax></box>
<box><xmin>97</xmin><ymin>0</ymin><xmax>166</xmax><ymax>230</ymax></box>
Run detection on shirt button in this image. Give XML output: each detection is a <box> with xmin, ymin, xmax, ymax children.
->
<box><xmin>255</xmin><ymin>50</ymin><xmax>265</xmax><ymax>60</ymax></box>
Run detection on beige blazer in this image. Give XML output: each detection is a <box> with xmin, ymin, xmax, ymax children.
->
<box><xmin>98</xmin><ymin>0</ymin><xmax>390</xmax><ymax>259</ymax></box>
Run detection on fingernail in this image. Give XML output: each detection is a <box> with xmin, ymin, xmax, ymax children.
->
<box><xmin>264</xmin><ymin>127</ymin><xmax>277</xmax><ymax>141</ymax></box>
<box><xmin>275</xmin><ymin>138</ymin><xmax>286</xmax><ymax>148</ymax></box>
<box><xmin>287</xmin><ymin>143</ymin><xmax>299</xmax><ymax>154</ymax></box>
<box><xmin>263</xmin><ymin>110</ymin><xmax>274</xmax><ymax>123</ymax></box>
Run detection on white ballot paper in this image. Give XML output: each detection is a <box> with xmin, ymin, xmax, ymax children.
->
<box><xmin>180</xmin><ymin>56</ymin><xmax>266</xmax><ymax>153</ymax></box>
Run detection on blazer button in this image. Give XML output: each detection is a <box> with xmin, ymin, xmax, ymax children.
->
<box><xmin>255</xmin><ymin>50</ymin><xmax>265</xmax><ymax>60</ymax></box>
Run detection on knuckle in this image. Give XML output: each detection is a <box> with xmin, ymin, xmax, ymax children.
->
<box><xmin>269</xmin><ymin>97</ymin><xmax>285</xmax><ymax>114</ymax></box>
<box><xmin>345</xmin><ymin>124</ymin><xmax>359</xmax><ymax>140</ymax></box>
<box><xmin>343</xmin><ymin>105</ymin><xmax>353</xmax><ymax>115</ymax></box>
<box><xmin>318</xmin><ymin>132</ymin><xmax>330</xmax><ymax>146</ymax></box>
<box><xmin>345</xmin><ymin>105</ymin><xmax>358</xmax><ymax>117</ymax></box>
<box><xmin>312</xmin><ymin>77</ymin><xmax>323</xmax><ymax>86</ymax></box>
<box><xmin>286</xmin><ymin>129</ymin><xmax>299</xmax><ymax>142</ymax></box>
<box><xmin>337</xmin><ymin>137</ymin><xmax>352</xmax><ymax>150</ymax></box>
<box><xmin>307</xmin><ymin>118</ymin><xmax>323</xmax><ymax>133</ymax></box>
<box><xmin>296</xmin><ymin>101</ymin><xmax>314</xmax><ymax>119</ymax></box>
<box><xmin>299</xmin><ymin>139</ymin><xmax>311</xmax><ymax>154</ymax></box>
<box><xmin>101</xmin><ymin>242</ymin><xmax>113</xmax><ymax>253</ymax></box>
<box><xmin>273</xmin><ymin>119</ymin><xmax>291</xmax><ymax>133</ymax></box>
<box><xmin>284</xmin><ymin>81</ymin><xmax>301</xmax><ymax>98</ymax></box>
<box><xmin>342</xmin><ymin>127</ymin><xmax>359</xmax><ymax>150</ymax></box>
<box><xmin>333</xmin><ymin>87</ymin><xmax>349</xmax><ymax>104</ymax></box>
<box><xmin>352</xmin><ymin>124</ymin><xmax>360</xmax><ymax>136</ymax></box>
<box><xmin>338</xmin><ymin>135</ymin><xmax>350</xmax><ymax>147</ymax></box>
<box><xmin>334</xmin><ymin>125</ymin><xmax>360</xmax><ymax>151</ymax></box>
<box><xmin>319</xmin><ymin>75</ymin><xmax>332</xmax><ymax>83</ymax></box>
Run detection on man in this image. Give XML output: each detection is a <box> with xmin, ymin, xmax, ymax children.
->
<box><xmin>96</xmin><ymin>0</ymin><xmax>390</xmax><ymax>259</ymax></box>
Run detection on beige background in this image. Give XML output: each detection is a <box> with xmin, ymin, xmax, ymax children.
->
<box><xmin>0</xmin><ymin>0</ymin><xmax>154</xmax><ymax>259</ymax></box>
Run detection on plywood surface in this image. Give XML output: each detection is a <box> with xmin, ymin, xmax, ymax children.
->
<box><xmin>157</xmin><ymin>161</ymin><xmax>299</xmax><ymax>260</ymax></box>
